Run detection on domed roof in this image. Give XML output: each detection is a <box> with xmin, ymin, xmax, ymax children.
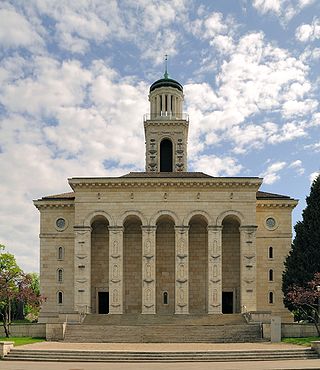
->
<box><xmin>149</xmin><ymin>77</ymin><xmax>183</xmax><ymax>93</ymax></box>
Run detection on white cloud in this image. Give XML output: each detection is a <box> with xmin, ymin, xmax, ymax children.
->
<box><xmin>289</xmin><ymin>160</ymin><xmax>305</xmax><ymax>175</ymax></box>
<box><xmin>282</xmin><ymin>99</ymin><xmax>318</xmax><ymax>118</ymax></box>
<box><xmin>304</xmin><ymin>141</ymin><xmax>320</xmax><ymax>152</ymax></box>
<box><xmin>0</xmin><ymin>7</ymin><xmax>44</xmax><ymax>50</ymax></box>
<box><xmin>260</xmin><ymin>161</ymin><xmax>286</xmax><ymax>184</ymax></box>
<box><xmin>253</xmin><ymin>0</ymin><xmax>316</xmax><ymax>22</ymax></box>
<box><xmin>191</xmin><ymin>155</ymin><xmax>243</xmax><ymax>177</ymax></box>
<box><xmin>296</xmin><ymin>17</ymin><xmax>320</xmax><ymax>42</ymax></box>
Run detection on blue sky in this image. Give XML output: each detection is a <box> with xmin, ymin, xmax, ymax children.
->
<box><xmin>0</xmin><ymin>0</ymin><xmax>319</xmax><ymax>272</ymax></box>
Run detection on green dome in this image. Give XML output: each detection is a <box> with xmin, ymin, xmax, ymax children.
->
<box><xmin>150</xmin><ymin>78</ymin><xmax>183</xmax><ymax>93</ymax></box>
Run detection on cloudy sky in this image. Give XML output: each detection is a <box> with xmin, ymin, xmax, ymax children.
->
<box><xmin>0</xmin><ymin>0</ymin><xmax>319</xmax><ymax>272</ymax></box>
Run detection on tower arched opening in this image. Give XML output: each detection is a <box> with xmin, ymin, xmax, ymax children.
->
<box><xmin>160</xmin><ymin>139</ymin><xmax>173</xmax><ymax>172</ymax></box>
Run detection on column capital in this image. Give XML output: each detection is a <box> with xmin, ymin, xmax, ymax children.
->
<box><xmin>174</xmin><ymin>225</ymin><xmax>190</xmax><ymax>232</ymax></box>
<box><xmin>74</xmin><ymin>225</ymin><xmax>92</xmax><ymax>232</ymax></box>
<box><xmin>141</xmin><ymin>225</ymin><xmax>157</xmax><ymax>232</ymax></box>
<box><xmin>207</xmin><ymin>225</ymin><xmax>223</xmax><ymax>232</ymax></box>
<box><xmin>108</xmin><ymin>226</ymin><xmax>124</xmax><ymax>232</ymax></box>
<box><xmin>239</xmin><ymin>225</ymin><xmax>258</xmax><ymax>232</ymax></box>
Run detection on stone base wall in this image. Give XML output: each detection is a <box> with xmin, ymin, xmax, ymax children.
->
<box><xmin>0</xmin><ymin>324</ymin><xmax>46</xmax><ymax>338</ymax></box>
<box><xmin>263</xmin><ymin>323</ymin><xmax>319</xmax><ymax>339</ymax></box>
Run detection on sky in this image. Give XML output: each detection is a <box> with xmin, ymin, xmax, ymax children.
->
<box><xmin>0</xmin><ymin>0</ymin><xmax>319</xmax><ymax>273</ymax></box>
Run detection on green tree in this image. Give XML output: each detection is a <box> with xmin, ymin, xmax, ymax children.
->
<box><xmin>283</xmin><ymin>174</ymin><xmax>320</xmax><ymax>314</ymax></box>
<box><xmin>0</xmin><ymin>245</ymin><xmax>44</xmax><ymax>337</ymax></box>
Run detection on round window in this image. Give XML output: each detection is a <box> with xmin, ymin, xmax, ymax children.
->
<box><xmin>266</xmin><ymin>217</ymin><xmax>276</xmax><ymax>230</ymax></box>
<box><xmin>55</xmin><ymin>218</ymin><xmax>67</xmax><ymax>231</ymax></box>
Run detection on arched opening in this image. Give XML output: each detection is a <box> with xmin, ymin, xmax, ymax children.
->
<box><xmin>57</xmin><ymin>269</ymin><xmax>63</xmax><ymax>283</ymax></box>
<box><xmin>189</xmin><ymin>215</ymin><xmax>208</xmax><ymax>314</ymax></box>
<box><xmin>269</xmin><ymin>291</ymin><xmax>274</xmax><ymax>304</ymax></box>
<box><xmin>57</xmin><ymin>291</ymin><xmax>63</xmax><ymax>305</ymax></box>
<box><xmin>91</xmin><ymin>216</ymin><xmax>109</xmax><ymax>314</ymax></box>
<box><xmin>268</xmin><ymin>246</ymin><xmax>274</xmax><ymax>259</ymax></box>
<box><xmin>269</xmin><ymin>269</ymin><xmax>274</xmax><ymax>281</ymax></box>
<box><xmin>57</xmin><ymin>246</ymin><xmax>64</xmax><ymax>260</ymax></box>
<box><xmin>124</xmin><ymin>215</ymin><xmax>142</xmax><ymax>313</ymax></box>
<box><xmin>222</xmin><ymin>215</ymin><xmax>241</xmax><ymax>314</ymax></box>
<box><xmin>160</xmin><ymin>139</ymin><xmax>173</xmax><ymax>172</ymax></box>
<box><xmin>156</xmin><ymin>215</ymin><xmax>175</xmax><ymax>313</ymax></box>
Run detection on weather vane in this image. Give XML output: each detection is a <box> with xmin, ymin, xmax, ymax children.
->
<box><xmin>164</xmin><ymin>54</ymin><xmax>169</xmax><ymax>79</ymax></box>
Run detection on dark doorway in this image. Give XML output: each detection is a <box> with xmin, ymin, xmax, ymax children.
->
<box><xmin>98</xmin><ymin>292</ymin><xmax>109</xmax><ymax>314</ymax></box>
<box><xmin>160</xmin><ymin>139</ymin><xmax>173</xmax><ymax>172</ymax></box>
<box><xmin>222</xmin><ymin>292</ymin><xmax>233</xmax><ymax>314</ymax></box>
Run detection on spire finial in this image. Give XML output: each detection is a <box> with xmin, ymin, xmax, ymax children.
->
<box><xmin>164</xmin><ymin>54</ymin><xmax>169</xmax><ymax>79</ymax></box>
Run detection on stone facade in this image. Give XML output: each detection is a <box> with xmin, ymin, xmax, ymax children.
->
<box><xmin>34</xmin><ymin>74</ymin><xmax>298</xmax><ymax>323</ymax></box>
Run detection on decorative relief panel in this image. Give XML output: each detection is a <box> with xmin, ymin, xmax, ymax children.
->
<box><xmin>239</xmin><ymin>226</ymin><xmax>258</xmax><ymax>312</ymax></box>
<box><xmin>141</xmin><ymin>226</ymin><xmax>156</xmax><ymax>314</ymax></box>
<box><xmin>108</xmin><ymin>226</ymin><xmax>124</xmax><ymax>314</ymax></box>
<box><xmin>208</xmin><ymin>226</ymin><xmax>222</xmax><ymax>313</ymax></box>
<box><xmin>175</xmin><ymin>226</ymin><xmax>189</xmax><ymax>314</ymax></box>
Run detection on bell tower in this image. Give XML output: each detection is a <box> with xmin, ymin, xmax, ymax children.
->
<box><xmin>144</xmin><ymin>60</ymin><xmax>189</xmax><ymax>172</ymax></box>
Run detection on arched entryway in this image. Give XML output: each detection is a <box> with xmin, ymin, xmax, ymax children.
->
<box><xmin>156</xmin><ymin>215</ymin><xmax>175</xmax><ymax>313</ymax></box>
<box><xmin>123</xmin><ymin>216</ymin><xmax>142</xmax><ymax>313</ymax></box>
<box><xmin>189</xmin><ymin>215</ymin><xmax>208</xmax><ymax>314</ymax></box>
<box><xmin>222</xmin><ymin>215</ymin><xmax>241</xmax><ymax>314</ymax></box>
<box><xmin>91</xmin><ymin>216</ymin><xmax>109</xmax><ymax>314</ymax></box>
<box><xmin>160</xmin><ymin>139</ymin><xmax>173</xmax><ymax>172</ymax></box>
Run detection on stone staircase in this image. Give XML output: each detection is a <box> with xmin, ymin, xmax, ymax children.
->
<box><xmin>4</xmin><ymin>348</ymin><xmax>319</xmax><ymax>362</ymax></box>
<box><xmin>63</xmin><ymin>314</ymin><xmax>263</xmax><ymax>343</ymax></box>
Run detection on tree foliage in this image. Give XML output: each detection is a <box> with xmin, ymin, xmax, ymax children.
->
<box><xmin>285</xmin><ymin>272</ymin><xmax>320</xmax><ymax>336</ymax></box>
<box><xmin>0</xmin><ymin>245</ymin><xmax>44</xmax><ymax>337</ymax></box>
<box><xmin>283</xmin><ymin>174</ymin><xmax>320</xmax><ymax>311</ymax></box>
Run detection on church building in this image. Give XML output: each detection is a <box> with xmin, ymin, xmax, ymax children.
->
<box><xmin>34</xmin><ymin>70</ymin><xmax>298</xmax><ymax>324</ymax></box>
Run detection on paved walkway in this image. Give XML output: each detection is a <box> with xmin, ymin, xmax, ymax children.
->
<box><xmin>1</xmin><ymin>342</ymin><xmax>319</xmax><ymax>370</ymax></box>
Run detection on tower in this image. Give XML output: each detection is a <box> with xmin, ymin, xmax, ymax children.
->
<box><xmin>144</xmin><ymin>65</ymin><xmax>189</xmax><ymax>172</ymax></box>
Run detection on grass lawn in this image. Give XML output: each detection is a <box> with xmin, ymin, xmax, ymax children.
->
<box><xmin>282</xmin><ymin>337</ymin><xmax>320</xmax><ymax>346</ymax></box>
<box><xmin>0</xmin><ymin>337</ymin><xmax>45</xmax><ymax>346</ymax></box>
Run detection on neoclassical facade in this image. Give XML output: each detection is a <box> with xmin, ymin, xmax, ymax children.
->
<box><xmin>34</xmin><ymin>73</ymin><xmax>298</xmax><ymax>323</ymax></box>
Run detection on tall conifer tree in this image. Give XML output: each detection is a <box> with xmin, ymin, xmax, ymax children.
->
<box><xmin>283</xmin><ymin>174</ymin><xmax>320</xmax><ymax>302</ymax></box>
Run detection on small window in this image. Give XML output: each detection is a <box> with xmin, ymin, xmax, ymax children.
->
<box><xmin>57</xmin><ymin>269</ymin><xmax>63</xmax><ymax>283</ymax></box>
<box><xmin>268</xmin><ymin>246</ymin><xmax>273</xmax><ymax>259</ymax></box>
<box><xmin>58</xmin><ymin>247</ymin><xmax>64</xmax><ymax>260</ymax></box>
<box><xmin>269</xmin><ymin>269</ymin><xmax>274</xmax><ymax>281</ymax></box>
<box><xmin>163</xmin><ymin>291</ymin><xmax>168</xmax><ymax>305</ymax></box>
<box><xmin>269</xmin><ymin>291</ymin><xmax>274</xmax><ymax>304</ymax></box>
<box><xmin>58</xmin><ymin>291</ymin><xmax>63</xmax><ymax>304</ymax></box>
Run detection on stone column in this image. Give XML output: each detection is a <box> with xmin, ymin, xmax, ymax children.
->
<box><xmin>168</xmin><ymin>94</ymin><xmax>171</xmax><ymax>116</ymax></box>
<box><xmin>74</xmin><ymin>225</ymin><xmax>92</xmax><ymax>314</ymax></box>
<box><xmin>175</xmin><ymin>226</ymin><xmax>189</xmax><ymax>314</ymax></box>
<box><xmin>207</xmin><ymin>225</ymin><xmax>222</xmax><ymax>314</ymax></box>
<box><xmin>239</xmin><ymin>225</ymin><xmax>258</xmax><ymax>313</ymax></box>
<box><xmin>141</xmin><ymin>226</ymin><xmax>157</xmax><ymax>314</ymax></box>
<box><xmin>108</xmin><ymin>226</ymin><xmax>124</xmax><ymax>314</ymax></box>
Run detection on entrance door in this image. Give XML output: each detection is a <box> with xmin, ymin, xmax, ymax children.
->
<box><xmin>98</xmin><ymin>292</ymin><xmax>109</xmax><ymax>314</ymax></box>
<box><xmin>222</xmin><ymin>292</ymin><xmax>233</xmax><ymax>314</ymax></box>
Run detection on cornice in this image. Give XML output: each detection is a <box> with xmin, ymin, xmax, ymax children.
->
<box><xmin>256</xmin><ymin>199</ymin><xmax>298</xmax><ymax>209</ymax></box>
<box><xmin>144</xmin><ymin>121</ymin><xmax>188</xmax><ymax>127</ymax></box>
<box><xmin>33</xmin><ymin>200</ymin><xmax>74</xmax><ymax>210</ymax></box>
<box><xmin>68</xmin><ymin>177</ymin><xmax>263</xmax><ymax>191</ymax></box>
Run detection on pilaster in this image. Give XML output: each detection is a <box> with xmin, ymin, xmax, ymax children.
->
<box><xmin>239</xmin><ymin>225</ymin><xmax>258</xmax><ymax>312</ymax></box>
<box><xmin>74</xmin><ymin>225</ymin><xmax>92</xmax><ymax>314</ymax></box>
<box><xmin>207</xmin><ymin>225</ymin><xmax>223</xmax><ymax>314</ymax></box>
<box><xmin>108</xmin><ymin>226</ymin><xmax>124</xmax><ymax>314</ymax></box>
<box><xmin>141</xmin><ymin>226</ymin><xmax>157</xmax><ymax>314</ymax></box>
<box><xmin>174</xmin><ymin>226</ymin><xmax>189</xmax><ymax>314</ymax></box>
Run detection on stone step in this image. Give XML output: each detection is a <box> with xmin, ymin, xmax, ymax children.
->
<box><xmin>4</xmin><ymin>349</ymin><xmax>318</xmax><ymax>362</ymax></box>
<box><xmin>63</xmin><ymin>323</ymin><xmax>262</xmax><ymax>343</ymax></box>
<box><xmin>82</xmin><ymin>314</ymin><xmax>247</xmax><ymax>326</ymax></box>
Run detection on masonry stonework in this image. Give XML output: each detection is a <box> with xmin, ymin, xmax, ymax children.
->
<box><xmin>34</xmin><ymin>73</ymin><xmax>298</xmax><ymax>325</ymax></box>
